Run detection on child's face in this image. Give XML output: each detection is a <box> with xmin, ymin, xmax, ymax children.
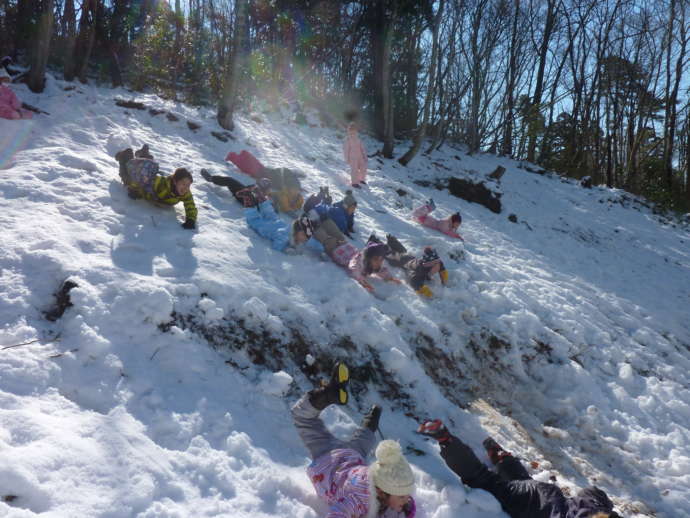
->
<box><xmin>451</xmin><ymin>220</ymin><xmax>460</xmax><ymax>231</ymax></box>
<box><xmin>369</xmin><ymin>255</ymin><xmax>384</xmax><ymax>271</ymax></box>
<box><xmin>294</xmin><ymin>230</ymin><xmax>308</xmax><ymax>244</ymax></box>
<box><xmin>386</xmin><ymin>494</ymin><xmax>411</xmax><ymax>513</ymax></box>
<box><xmin>175</xmin><ymin>178</ymin><xmax>192</xmax><ymax>196</ymax></box>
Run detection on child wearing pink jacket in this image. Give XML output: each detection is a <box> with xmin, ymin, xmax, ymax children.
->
<box><xmin>412</xmin><ymin>199</ymin><xmax>464</xmax><ymax>240</ymax></box>
<box><xmin>343</xmin><ymin>122</ymin><xmax>368</xmax><ymax>188</ymax></box>
<box><xmin>0</xmin><ymin>69</ymin><xmax>32</xmax><ymax>120</ymax></box>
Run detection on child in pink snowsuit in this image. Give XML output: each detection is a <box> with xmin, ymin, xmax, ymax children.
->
<box><xmin>412</xmin><ymin>200</ymin><xmax>464</xmax><ymax>240</ymax></box>
<box><xmin>343</xmin><ymin>122</ymin><xmax>368</xmax><ymax>188</ymax></box>
<box><xmin>0</xmin><ymin>69</ymin><xmax>32</xmax><ymax>120</ymax></box>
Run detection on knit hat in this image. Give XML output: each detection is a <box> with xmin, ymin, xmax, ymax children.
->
<box><xmin>370</xmin><ymin>440</ymin><xmax>415</xmax><ymax>496</ymax></box>
<box><xmin>292</xmin><ymin>214</ymin><xmax>315</xmax><ymax>240</ymax></box>
<box><xmin>342</xmin><ymin>190</ymin><xmax>357</xmax><ymax>209</ymax></box>
<box><xmin>421</xmin><ymin>247</ymin><xmax>441</xmax><ymax>268</ymax></box>
<box><xmin>257</xmin><ymin>177</ymin><xmax>272</xmax><ymax>193</ymax></box>
<box><xmin>0</xmin><ymin>67</ymin><xmax>10</xmax><ymax>82</ymax></box>
<box><xmin>450</xmin><ymin>212</ymin><xmax>462</xmax><ymax>225</ymax></box>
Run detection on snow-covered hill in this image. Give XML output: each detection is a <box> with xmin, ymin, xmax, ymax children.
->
<box><xmin>1</xmin><ymin>76</ymin><xmax>689</xmax><ymax>518</ymax></box>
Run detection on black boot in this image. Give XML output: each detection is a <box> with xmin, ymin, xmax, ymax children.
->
<box><xmin>135</xmin><ymin>144</ymin><xmax>153</xmax><ymax>159</ymax></box>
<box><xmin>308</xmin><ymin>362</ymin><xmax>349</xmax><ymax>411</ymax></box>
<box><xmin>361</xmin><ymin>405</ymin><xmax>382</xmax><ymax>432</ymax></box>
<box><xmin>200</xmin><ymin>168</ymin><xmax>212</xmax><ymax>182</ymax></box>
<box><xmin>115</xmin><ymin>148</ymin><xmax>134</xmax><ymax>184</ymax></box>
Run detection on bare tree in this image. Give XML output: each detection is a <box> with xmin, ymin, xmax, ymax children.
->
<box><xmin>218</xmin><ymin>0</ymin><xmax>248</xmax><ymax>131</ymax></box>
<box><xmin>27</xmin><ymin>0</ymin><xmax>53</xmax><ymax>92</ymax></box>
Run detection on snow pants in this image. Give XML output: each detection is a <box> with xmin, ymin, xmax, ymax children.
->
<box><xmin>204</xmin><ymin>173</ymin><xmax>247</xmax><ymax>199</ymax></box>
<box><xmin>313</xmin><ymin>218</ymin><xmax>347</xmax><ymax>256</ymax></box>
<box><xmin>349</xmin><ymin>158</ymin><xmax>367</xmax><ymax>185</ymax></box>
<box><xmin>291</xmin><ymin>393</ymin><xmax>375</xmax><ymax>461</ymax></box>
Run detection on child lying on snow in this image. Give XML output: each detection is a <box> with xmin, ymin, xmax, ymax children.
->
<box><xmin>418</xmin><ymin>420</ymin><xmax>623</xmax><ymax>518</ymax></box>
<box><xmin>114</xmin><ymin>145</ymin><xmax>197</xmax><ymax>229</ymax></box>
<box><xmin>305</xmin><ymin>187</ymin><xmax>358</xmax><ymax>238</ymax></box>
<box><xmin>225</xmin><ymin>149</ymin><xmax>304</xmax><ymax>213</ymax></box>
<box><xmin>370</xmin><ymin>235</ymin><xmax>448</xmax><ymax>298</ymax></box>
<box><xmin>291</xmin><ymin>362</ymin><xmax>416</xmax><ymax>518</ymax></box>
<box><xmin>304</xmin><ymin>213</ymin><xmax>401</xmax><ymax>293</ymax></box>
<box><xmin>200</xmin><ymin>169</ymin><xmax>320</xmax><ymax>254</ymax></box>
<box><xmin>412</xmin><ymin>199</ymin><xmax>463</xmax><ymax>240</ymax></box>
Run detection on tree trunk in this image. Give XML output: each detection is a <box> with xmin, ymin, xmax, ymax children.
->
<box><xmin>217</xmin><ymin>0</ymin><xmax>248</xmax><ymax>130</ymax></box>
<box><xmin>526</xmin><ymin>0</ymin><xmax>557</xmax><ymax>163</ymax></box>
<box><xmin>501</xmin><ymin>0</ymin><xmax>520</xmax><ymax>157</ymax></box>
<box><xmin>399</xmin><ymin>0</ymin><xmax>444</xmax><ymax>166</ymax></box>
<box><xmin>27</xmin><ymin>0</ymin><xmax>53</xmax><ymax>93</ymax></box>
<box><xmin>663</xmin><ymin>0</ymin><xmax>687</xmax><ymax>189</ymax></box>
<box><xmin>380</xmin><ymin>2</ymin><xmax>397</xmax><ymax>158</ymax></box>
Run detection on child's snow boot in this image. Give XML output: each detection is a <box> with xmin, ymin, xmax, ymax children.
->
<box><xmin>483</xmin><ymin>437</ymin><xmax>512</xmax><ymax>465</ymax></box>
<box><xmin>427</xmin><ymin>198</ymin><xmax>436</xmax><ymax>210</ymax></box>
<box><xmin>386</xmin><ymin>234</ymin><xmax>407</xmax><ymax>254</ymax></box>
<box><xmin>200</xmin><ymin>169</ymin><xmax>212</xmax><ymax>182</ymax></box>
<box><xmin>361</xmin><ymin>405</ymin><xmax>382</xmax><ymax>432</ymax></box>
<box><xmin>308</xmin><ymin>362</ymin><xmax>349</xmax><ymax>410</ymax></box>
<box><xmin>135</xmin><ymin>144</ymin><xmax>153</xmax><ymax>159</ymax></box>
<box><xmin>417</xmin><ymin>419</ymin><xmax>450</xmax><ymax>443</ymax></box>
<box><xmin>367</xmin><ymin>233</ymin><xmax>384</xmax><ymax>245</ymax></box>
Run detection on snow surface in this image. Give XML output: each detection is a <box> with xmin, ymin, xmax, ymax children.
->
<box><xmin>1</xmin><ymin>75</ymin><xmax>689</xmax><ymax>517</ymax></box>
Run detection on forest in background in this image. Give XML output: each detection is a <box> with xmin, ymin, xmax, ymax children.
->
<box><xmin>2</xmin><ymin>0</ymin><xmax>689</xmax><ymax>212</ymax></box>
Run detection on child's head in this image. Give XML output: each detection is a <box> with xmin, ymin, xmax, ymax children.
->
<box><xmin>0</xmin><ymin>68</ymin><xmax>10</xmax><ymax>83</ymax></box>
<box><xmin>342</xmin><ymin>190</ymin><xmax>357</xmax><ymax>214</ymax></box>
<box><xmin>347</xmin><ymin>122</ymin><xmax>357</xmax><ymax>134</ymax></box>
<box><xmin>257</xmin><ymin>177</ymin><xmax>272</xmax><ymax>195</ymax></box>
<box><xmin>370</xmin><ymin>440</ymin><xmax>415</xmax><ymax>513</ymax></box>
<box><xmin>172</xmin><ymin>168</ymin><xmax>193</xmax><ymax>196</ymax></box>
<box><xmin>421</xmin><ymin>247</ymin><xmax>442</xmax><ymax>274</ymax></box>
<box><xmin>363</xmin><ymin>242</ymin><xmax>389</xmax><ymax>274</ymax></box>
<box><xmin>450</xmin><ymin>212</ymin><xmax>462</xmax><ymax>230</ymax></box>
<box><xmin>291</xmin><ymin>217</ymin><xmax>312</xmax><ymax>246</ymax></box>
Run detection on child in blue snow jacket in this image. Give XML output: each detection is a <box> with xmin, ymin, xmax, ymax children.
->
<box><xmin>200</xmin><ymin>169</ymin><xmax>317</xmax><ymax>254</ymax></box>
<box><xmin>312</xmin><ymin>190</ymin><xmax>358</xmax><ymax>238</ymax></box>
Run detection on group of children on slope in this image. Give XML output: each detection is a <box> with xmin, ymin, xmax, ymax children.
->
<box><xmin>113</xmin><ymin>136</ymin><xmax>464</xmax><ymax>297</ymax></box>
<box><xmin>293</xmin><ymin>362</ymin><xmax>624</xmax><ymax>518</ymax></box>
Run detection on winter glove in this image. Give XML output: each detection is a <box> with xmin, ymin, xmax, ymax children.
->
<box><xmin>181</xmin><ymin>218</ymin><xmax>196</xmax><ymax>230</ymax></box>
<box><xmin>417</xmin><ymin>419</ymin><xmax>450</xmax><ymax>443</ymax></box>
<box><xmin>416</xmin><ymin>285</ymin><xmax>433</xmax><ymax>298</ymax></box>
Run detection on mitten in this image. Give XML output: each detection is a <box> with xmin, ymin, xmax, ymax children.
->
<box><xmin>181</xmin><ymin>218</ymin><xmax>196</xmax><ymax>230</ymax></box>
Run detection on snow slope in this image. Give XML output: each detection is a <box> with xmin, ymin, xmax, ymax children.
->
<box><xmin>1</xmin><ymin>76</ymin><xmax>689</xmax><ymax>518</ymax></box>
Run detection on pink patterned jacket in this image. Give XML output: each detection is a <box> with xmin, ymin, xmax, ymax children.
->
<box><xmin>412</xmin><ymin>204</ymin><xmax>463</xmax><ymax>240</ymax></box>
<box><xmin>307</xmin><ymin>448</ymin><xmax>416</xmax><ymax>518</ymax></box>
<box><xmin>347</xmin><ymin>250</ymin><xmax>394</xmax><ymax>283</ymax></box>
<box><xmin>0</xmin><ymin>84</ymin><xmax>26</xmax><ymax>120</ymax></box>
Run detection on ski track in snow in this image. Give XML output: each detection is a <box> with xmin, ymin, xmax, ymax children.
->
<box><xmin>1</xmin><ymin>76</ymin><xmax>689</xmax><ymax>517</ymax></box>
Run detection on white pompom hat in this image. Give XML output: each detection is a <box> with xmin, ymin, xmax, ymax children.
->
<box><xmin>369</xmin><ymin>440</ymin><xmax>415</xmax><ymax>496</ymax></box>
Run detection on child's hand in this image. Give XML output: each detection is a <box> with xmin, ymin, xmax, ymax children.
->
<box><xmin>360</xmin><ymin>280</ymin><xmax>374</xmax><ymax>292</ymax></box>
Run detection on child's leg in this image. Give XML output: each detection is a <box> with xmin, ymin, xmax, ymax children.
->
<box><xmin>357</xmin><ymin>160</ymin><xmax>367</xmax><ymax>184</ymax></box>
<box><xmin>344</xmin><ymin>426</ymin><xmax>376</xmax><ymax>459</ymax></box>
<box><xmin>349</xmin><ymin>162</ymin><xmax>359</xmax><ymax>185</ymax></box>
<box><xmin>313</xmin><ymin>219</ymin><xmax>347</xmax><ymax>256</ymax></box>
<box><xmin>496</xmin><ymin>456</ymin><xmax>531</xmax><ymax>482</ymax></box>
<box><xmin>291</xmin><ymin>393</ymin><xmax>345</xmax><ymax>460</ymax></box>
<box><xmin>411</xmin><ymin>204</ymin><xmax>432</xmax><ymax>223</ymax></box>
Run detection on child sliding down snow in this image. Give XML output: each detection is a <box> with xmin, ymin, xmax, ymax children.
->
<box><xmin>114</xmin><ymin>145</ymin><xmax>197</xmax><ymax>229</ymax></box>
<box><xmin>412</xmin><ymin>199</ymin><xmax>463</xmax><ymax>240</ymax></box>
<box><xmin>417</xmin><ymin>420</ymin><xmax>622</xmax><ymax>518</ymax></box>
<box><xmin>0</xmin><ymin>68</ymin><xmax>33</xmax><ymax>120</ymax></box>
<box><xmin>291</xmin><ymin>362</ymin><xmax>416</xmax><ymax>518</ymax></box>
<box><xmin>225</xmin><ymin>149</ymin><xmax>303</xmax><ymax>213</ymax></box>
<box><xmin>371</xmin><ymin>235</ymin><xmax>448</xmax><ymax>298</ymax></box>
<box><xmin>200</xmin><ymin>169</ymin><xmax>317</xmax><ymax>254</ymax></box>
<box><xmin>308</xmin><ymin>188</ymin><xmax>358</xmax><ymax>238</ymax></box>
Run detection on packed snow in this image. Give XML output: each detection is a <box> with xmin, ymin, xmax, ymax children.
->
<box><xmin>1</xmin><ymin>75</ymin><xmax>689</xmax><ymax>517</ymax></box>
